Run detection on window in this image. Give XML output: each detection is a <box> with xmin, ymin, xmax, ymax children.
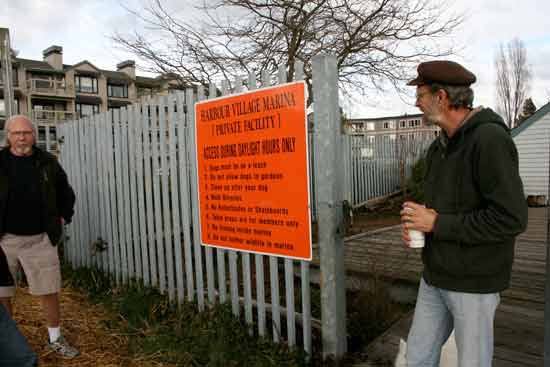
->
<box><xmin>0</xmin><ymin>99</ymin><xmax>19</xmax><ymax>116</ymax></box>
<box><xmin>76</xmin><ymin>103</ymin><xmax>99</xmax><ymax>117</ymax></box>
<box><xmin>33</xmin><ymin>74</ymin><xmax>65</xmax><ymax>89</ymax></box>
<box><xmin>33</xmin><ymin>103</ymin><xmax>54</xmax><ymax>117</ymax></box>
<box><xmin>75</xmin><ymin>75</ymin><xmax>98</xmax><ymax>94</ymax></box>
<box><xmin>108</xmin><ymin>84</ymin><xmax>128</xmax><ymax>98</ymax></box>
<box><xmin>400</xmin><ymin>121</ymin><xmax>406</xmax><ymax>128</ymax></box>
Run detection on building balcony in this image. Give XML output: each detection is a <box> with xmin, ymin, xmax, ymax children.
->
<box><xmin>26</xmin><ymin>78</ymin><xmax>74</xmax><ymax>98</ymax></box>
<box><xmin>32</xmin><ymin>110</ymin><xmax>75</xmax><ymax>125</ymax></box>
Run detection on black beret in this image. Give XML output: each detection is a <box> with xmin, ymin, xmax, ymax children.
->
<box><xmin>407</xmin><ymin>60</ymin><xmax>476</xmax><ymax>86</ymax></box>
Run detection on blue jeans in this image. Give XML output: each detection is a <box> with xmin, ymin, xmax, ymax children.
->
<box><xmin>407</xmin><ymin>278</ymin><xmax>500</xmax><ymax>367</ymax></box>
<box><xmin>0</xmin><ymin>304</ymin><xmax>37</xmax><ymax>367</ymax></box>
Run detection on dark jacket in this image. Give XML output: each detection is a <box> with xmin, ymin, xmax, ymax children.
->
<box><xmin>423</xmin><ymin>108</ymin><xmax>528</xmax><ymax>293</ymax></box>
<box><xmin>0</xmin><ymin>147</ymin><xmax>75</xmax><ymax>245</ymax></box>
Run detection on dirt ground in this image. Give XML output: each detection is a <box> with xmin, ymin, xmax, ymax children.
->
<box><xmin>13</xmin><ymin>287</ymin><xmax>174</xmax><ymax>367</ymax></box>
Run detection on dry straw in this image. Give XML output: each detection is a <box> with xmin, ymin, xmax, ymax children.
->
<box><xmin>13</xmin><ymin>287</ymin><xmax>176</xmax><ymax>367</ymax></box>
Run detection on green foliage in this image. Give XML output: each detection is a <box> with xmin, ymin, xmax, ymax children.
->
<box><xmin>346</xmin><ymin>279</ymin><xmax>410</xmax><ymax>353</ymax></box>
<box><xmin>62</xmin><ymin>263</ymin><xmax>412</xmax><ymax>365</ymax></box>
<box><xmin>522</xmin><ymin>97</ymin><xmax>537</xmax><ymax>116</ymax></box>
<box><xmin>517</xmin><ymin>97</ymin><xmax>537</xmax><ymax>125</ymax></box>
<box><xmin>62</xmin><ymin>264</ymin><xmax>307</xmax><ymax>367</ymax></box>
<box><xmin>405</xmin><ymin>157</ymin><xmax>427</xmax><ymax>203</ymax></box>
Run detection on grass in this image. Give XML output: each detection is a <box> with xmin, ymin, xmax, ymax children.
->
<box><xmin>63</xmin><ymin>264</ymin><xmax>308</xmax><ymax>367</ymax></box>
<box><xmin>62</xmin><ymin>212</ymin><xmax>413</xmax><ymax>366</ymax></box>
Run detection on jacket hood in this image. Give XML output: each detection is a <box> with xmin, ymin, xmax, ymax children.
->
<box><xmin>439</xmin><ymin>107</ymin><xmax>508</xmax><ymax>149</ymax></box>
<box><xmin>461</xmin><ymin>107</ymin><xmax>509</xmax><ymax>135</ymax></box>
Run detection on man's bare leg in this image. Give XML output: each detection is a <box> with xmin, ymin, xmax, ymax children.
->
<box><xmin>40</xmin><ymin>293</ymin><xmax>60</xmax><ymax>328</ymax></box>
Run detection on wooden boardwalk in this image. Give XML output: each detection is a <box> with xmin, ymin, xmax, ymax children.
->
<box><xmin>346</xmin><ymin>207</ymin><xmax>547</xmax><ymax>366</ymax></box>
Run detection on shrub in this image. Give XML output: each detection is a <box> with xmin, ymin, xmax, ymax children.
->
<box><xmin>62</xmin><ymin>264</ymin><xmax>307</xmax><ymax>366</ymax></box>
<box><xmin>405</xmin><ymin>157</ymin><xmax>427</xmax><ymax>203</ymax></box>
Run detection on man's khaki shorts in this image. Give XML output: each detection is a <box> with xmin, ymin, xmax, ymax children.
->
<box><xmin>0</xmin><ymin>233</ymin><xmax>61</xmax><ymax>297</ymax></box>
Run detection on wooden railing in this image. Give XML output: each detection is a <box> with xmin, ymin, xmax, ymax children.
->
<box><xmin>32</xmin><ymin>110</ymin><xmax>75</xmax><ymax>125</ymax></box>
<box><xmin>26</xmin><ymin>78</ymin><xmax>73</xmax><ymax>96</ymax></box>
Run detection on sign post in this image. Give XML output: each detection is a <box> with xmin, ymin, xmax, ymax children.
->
<box><xmin>195</xmin><ymin>81</ymin><xmax>312</xmax><ymax>261</ymax></box>
<box><xmin>312</xmin><ymin>55</ymin><xmax>347</xmax><ymax>360</ymax></box>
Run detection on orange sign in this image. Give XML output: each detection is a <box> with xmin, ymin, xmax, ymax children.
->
<box><xmin>195</xmin><ymin>81</ymin><xmax>312</xmax><ymax>260</ymax></box>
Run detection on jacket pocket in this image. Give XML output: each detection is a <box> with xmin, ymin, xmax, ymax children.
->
<box><xmin>462</xmin><ymin>242</ymin><xmax>514</xmax><ymax>277</ymax></box>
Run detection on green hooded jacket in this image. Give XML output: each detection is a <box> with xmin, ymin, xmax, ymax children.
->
<box><xmin>423</xmin><ymin>107</ymin><xmax>528</xmax><ymax>293</ymax></box>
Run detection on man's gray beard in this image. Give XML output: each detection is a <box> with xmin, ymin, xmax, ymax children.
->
<box><xmin>14</xmin><ymin>145</ymin><xmax>32</xmax><ymax>155</ymax></box>
<box><xmin>422</xmin><ymin>115</ymin><xmax>436</xmax><ymax>126</ymax></box>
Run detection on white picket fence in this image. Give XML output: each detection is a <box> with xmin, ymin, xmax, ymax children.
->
<box><xmin>58</xmin><ymin>63</ymin><xmax>316</xmax><ymax>355</ymax></box>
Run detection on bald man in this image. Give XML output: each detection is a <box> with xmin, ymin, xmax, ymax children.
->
<box><xmin>0</xmin><ymin>115</ymin><xmax>78</xmax><ymax>358</ymax></box>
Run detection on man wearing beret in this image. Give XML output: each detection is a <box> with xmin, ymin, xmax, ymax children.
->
<box><xmin>400</xmin><ymin>60</ymin><xmax>528</xmax><ymax>366</ymax></box>
<box><xmin>0</xmin><ymin>246</ymin><xmax>38</xmax><ymax>366</ymax></box>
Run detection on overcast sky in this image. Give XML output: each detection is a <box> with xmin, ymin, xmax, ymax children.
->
<box><xmin>2</xmin><ymin>0</ymin><xmax>550</xmax><ymax>118</ymax></box>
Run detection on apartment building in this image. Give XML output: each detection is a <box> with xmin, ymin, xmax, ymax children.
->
<box><xmin>345</xmin><ymin>113</ymin><xmax>437</xmax><ymax>135</ymax></box>
<box><xmin>0</xmin><ymin>45</ymin><xmax>182</xmax><ymax>151</ymax></box>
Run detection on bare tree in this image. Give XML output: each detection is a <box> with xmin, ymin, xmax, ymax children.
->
<box><xmin>113</xmin><ymin>0</ymin><xmax>463</xmax><ymax>102</ymax></box>
<box><xmin>495</xmin><ymin>38</ymin><xmax>531</xmax><ymax>128</ymax></box>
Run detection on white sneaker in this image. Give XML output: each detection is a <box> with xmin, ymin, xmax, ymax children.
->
<box><xmin>47</xmin><ymin>335</ymin><xmax>80</xmax><ymax>358</ymax></box>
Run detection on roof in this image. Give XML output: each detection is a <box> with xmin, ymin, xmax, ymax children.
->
<box><xmin>511</xmin><ymin>101</ymin><xmax>550</xmax><ymax>138</ymax></box>
<box><xmin>14</xmin><ymin>57</ymin><xmax>69</xmax><ymax>75</ymax></box>
<box><xmin>101</xmin><ymin>69</ymin><xmax>131</xmax><ymax>84</ymax></box>
<box><xmin>135</xmin><ymin>76</ymin><xmax>161</xmax><ymax>87</ymax></box>
<box><xmin>347</xmin><ymin>113</ymin><xmax>423</xmax><ymax>123</ymax></box>
<box><xmin>16</xmin><ymin>58</ymin><xmax>57</xmax><ymax>72</ymax></box>
<box><xmin>12</xmin><ymin>56</ymin><xmax>176</xmax><ymax>86</ymax></box>
<box><xmin>16</xmin><ymin>58</ymin><xmax>51</xmax><ymax>69</ymax></box>
<box><xmin>69</xmin><ymin>60</ymin><xmax>101</xmax><ymax>73</ymax></box>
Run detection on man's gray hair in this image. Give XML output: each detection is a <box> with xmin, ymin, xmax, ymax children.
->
<box><xmin>429</xmin><ymin>83</ymin><xmax>474</xmax><ymax>109</ymax></box>
<box><xmin>4</xmin><ymin>114</ymin><xmax>36</xmax><ymax>146</ymax></box>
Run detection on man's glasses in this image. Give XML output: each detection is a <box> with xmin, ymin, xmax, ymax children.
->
<box><xmin>415</xmin><ymin>91</ymin><xmax>432</xmax><ymax>100</ymax></box>
<box><xmin>8</xmin><ymin>130</ymin><xmax>34</xmax><ymax>137</ymax></box>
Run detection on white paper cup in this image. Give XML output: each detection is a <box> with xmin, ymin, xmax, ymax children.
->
<box><xmin>403</xmin><ymin>206</ymin><xmax>425</xmax><ymax>248</ymax></box>
<box><xmin>408</xmin><ymin>229</ymin><xmax>425</xmax><ymax>248</ymax></box>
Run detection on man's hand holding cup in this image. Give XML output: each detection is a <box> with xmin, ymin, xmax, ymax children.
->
<box><xmin>400</xmin><ymin>202</ymin><xmax>438</xmax><ymax>248</ymax></box>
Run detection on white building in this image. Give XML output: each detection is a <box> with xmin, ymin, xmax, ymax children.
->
<box><xmin>512</xmin><ymin>102</ymin><xmax>550</xmax><ymax>202</ymax></box>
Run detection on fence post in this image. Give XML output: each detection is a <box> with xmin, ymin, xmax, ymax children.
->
<box><xmin>312</xmin><ymin>55</ymin><xmax>347</xmax><ymax>360</ymax></box>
